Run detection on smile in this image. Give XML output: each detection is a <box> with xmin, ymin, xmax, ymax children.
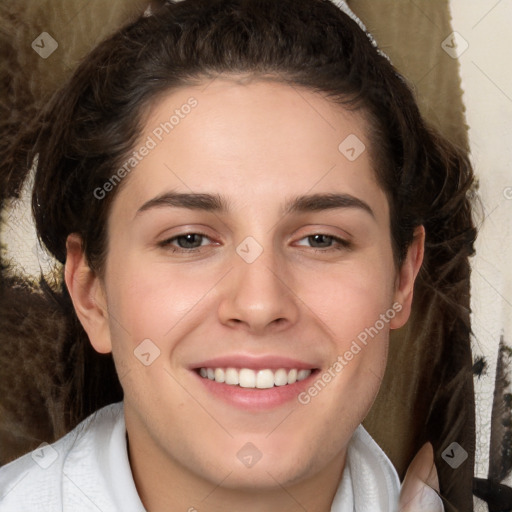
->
<box><xmin>198</xmin><ymin>367</ymin><xmax>312</xmax><ymax>389</ymax></box>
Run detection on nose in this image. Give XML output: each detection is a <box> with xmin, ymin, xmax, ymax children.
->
<box><xmin>217</xmin><ymin>243</ymin><xmax>300</xmax><ymax>336</ymax></box>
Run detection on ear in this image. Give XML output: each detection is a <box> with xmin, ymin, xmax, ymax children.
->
<box><xmin>390</xmin><ymin>225</ymin><xmax>425</xmax><ymax>329</ymax></box>
<box><xmin>64</xmin><ymin>233</ymin><xmax>112</xmax><ymax>354</ymax></box>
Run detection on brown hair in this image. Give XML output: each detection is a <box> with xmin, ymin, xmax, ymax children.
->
<box><xmin>3</xmin><ymin>0</ymin><xmax>476</xmax><ymax>508</ymax></box>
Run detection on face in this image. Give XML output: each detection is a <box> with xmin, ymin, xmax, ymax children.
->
<box><xmin>66</xmin><ymin>77</ymin><xmax>423</xmax><ymax>503</ymax></box>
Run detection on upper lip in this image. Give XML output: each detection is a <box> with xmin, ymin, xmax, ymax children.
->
<box><xmin>190</xmin><ymin>354</ymin><xmax>318</xmax><ymax>371</ymax></box>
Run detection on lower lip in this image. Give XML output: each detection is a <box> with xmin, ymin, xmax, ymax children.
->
<box><xmin>193</xmin><ymin>370</ymin><xmax>319</xmax><ymax>410</ymax></box>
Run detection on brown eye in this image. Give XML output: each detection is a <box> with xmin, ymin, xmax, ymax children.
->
<box><xmin>159</xmin><ymin>233</ymin><xmax>212</xmax><ymax>251</ymax></box>
<box><xmin>173</xmin><ymin>234</ymin><xmax>205</xmax><ymax>249</ymax></box>
<box><xmin>308</xmin><ymin>234</ymin><xmax>334</xmax><ymax>248</ymax></box>
<box><xmin>295</xmin><ymin>234</ymin><xmax>351</xmax><ymax>251</ymax></box>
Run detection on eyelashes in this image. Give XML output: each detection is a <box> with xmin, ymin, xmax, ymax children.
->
<box><xmin>295</xmin><ymin>234</ymin><xmax>351</xmax><ymax>251</ymax></box>
<box><xmin>158</xmin><ymin>233</ymin><xmax>211</xmax><ymax>251</ymax></box>
<box><xmin>158</xmin><ymin>232</ymin><xmax>352</xmax><ymax>254</ymax></box>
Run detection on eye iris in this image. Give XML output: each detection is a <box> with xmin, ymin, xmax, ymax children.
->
<box><xmin>310</xmin><ymin>234</ymin><xmax>332</xmax><ymax>248</ymax></box>
<box><xmin>177</xmin><ymin>234</ymin><xmax>202</xmax><ymax>248</ymax></box>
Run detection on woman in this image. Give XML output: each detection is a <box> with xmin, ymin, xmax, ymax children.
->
<box><xmin>0</xmin><ymin>0</ymin><xmax>476</xmax><ymax>510</ymax></box>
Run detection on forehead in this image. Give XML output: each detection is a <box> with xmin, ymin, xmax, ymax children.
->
<box><xmin>109</xmin><ymin>78</ymin><xmax>388</xmax><ymax>224</ymax></box>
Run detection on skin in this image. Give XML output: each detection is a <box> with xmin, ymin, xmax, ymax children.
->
<box><xmin>65</xmin><ymin>77</ymin><xmax>425</xmax><ymax>512</ymax></box>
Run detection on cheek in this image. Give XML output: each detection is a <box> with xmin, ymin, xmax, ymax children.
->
<box><xmin>103</xmin><ymin>253</ymin><xmax>224</xmax><ymax>350</ymax></box>
<box><xmin>102</xmin><ymin>259</ymin><xmax>214</xmax><ymax>407</ymax></box>
<box><xmin>104</xmin><ymin>242</ymin><xmax>397</xmax><ymax>344</ymax></box>
<box><xmin>103</xmin><ymin>255</ymin><xmax>229</xmax><ymax>380</ymax></box>
<box><xmin>295</xmin><ymin>255</ymin><xmax>395</xmax><ymax>395</ymax></box>
<box><xmin>297</xmin><ymin>258</ymin><xmax>397</xmax><ymax>340</ymax></box>
<box><xmin>296</xmin><ymin>269</ymin><xmax>393</xmax><ymax>441</ymax></box>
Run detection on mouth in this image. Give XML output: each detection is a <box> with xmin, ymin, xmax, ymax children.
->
<box><xmin>190</xmin><ymin>356</ymin><xmax>320</xmax><ymax>410</ymax></box>
<box><xmin>196</xmin><ymin>367</ymin><xmax>313</xmax><ymax>389</ymax></box>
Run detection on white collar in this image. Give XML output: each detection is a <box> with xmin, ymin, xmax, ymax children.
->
<box><xmin>1</xmin><ymin>402</ymin><xmax>401</xmax><ymax>511</ymax></box>
<box><xmin>62</xmin><ymin>403</ymin><xmax>145</xmax><ymax>511</ymax></box>
<box><xmin>65</xmin><ymin>403</ymin><xmax>400</xmax><ymax>511</ymax></box>
<box><xmin>331</xmin><ymin>424</ymin><xmax>400</xmax><ymax>511</ymax></box>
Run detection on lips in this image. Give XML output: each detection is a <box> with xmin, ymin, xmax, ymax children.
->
<box><xmin>191</xmin><ymin>354</ymin><xmax>317</xmax><ymax>372</ymax></box>
<box><xmin>190</xmin><ymin>355</ymin><xmax>318</xmax><ymax>409</ymax></box>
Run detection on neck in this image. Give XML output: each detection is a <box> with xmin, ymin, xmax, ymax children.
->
<box><xmin>127</xmin><ymin>422</ymin><xmax>346</xmax><ymax>512</ymax></box>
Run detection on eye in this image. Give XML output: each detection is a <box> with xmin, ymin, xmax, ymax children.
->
<box><xmin>295</xmin><ymin>234</ymin><xmax>351</xmax><ymax>252</ymax></box>
<box><xmin>158</xmin><ymin>232</ymin><xmax>214</xmax><ymax>252</ymax></box>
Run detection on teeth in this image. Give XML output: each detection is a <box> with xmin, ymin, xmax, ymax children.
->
<box><xmin>225</xmin><ymin>368</ymin><xmax>239</xmax><ymax>385</ymax></box>
<box><xmin>198</xmin><ymin>367</ymin><xmax>312</xmax><ymax>388</ymax></box>
<box><xmin>256</xmin><ymin>369</ymin><xmax>274</xmax><ymax>389</ymax></box>
<box><xmin>297</xmin><ymin>369</ymin><xmax>310</xmax><ymax>381</ymax></box>
<box><xmin>287</xmin><ymin>369</ymin><xmax>298</xmax><ymax>384</ymax></box>
<box><xmin>214</xmin><ymin>368</ymin><xmax>225</xmax><ymax>383</ymax></box>
<box><xmin>274</xmin><ymin>368</ymin><xmax>288</xmax><ymax>386</ymax></box>
<box><xmin>239</xmin><ymin>368</ymin><xmax>256</xmax><ymax>388</ymax></box>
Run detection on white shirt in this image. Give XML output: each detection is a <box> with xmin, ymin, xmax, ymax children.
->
<box><xmin>0</xmin><ymin>402</ymin><xmax>401</xmax><ymax>511</ymax></box>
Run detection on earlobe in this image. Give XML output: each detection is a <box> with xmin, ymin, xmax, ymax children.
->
<box><xmin>64</xmin><ymin>233</ymin><xmax>112</xmax><ymax>354</ymax></box>
<box><xmin>390</xmin><ymin>225</ymin><xmax>425</xmax><ymax>329</ymax></box>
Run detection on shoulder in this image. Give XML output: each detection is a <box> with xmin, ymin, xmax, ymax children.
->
<box><xmin>0</xmin><ymin>402</ymin><xmax>124</xmax><ymax>512</ymax></box>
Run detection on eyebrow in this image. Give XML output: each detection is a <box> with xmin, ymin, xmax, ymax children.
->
<box><xmin>135</xmin><ymin>191</ymin><xmax>375</xmax><ymax>218</ymax></box>
<box><xmin>136</xmin><ymin>192</ymin><xmax>229</xmax><ymax>217</ymax></box>
<box><xmin>285</xmin><ymin>193</ymin><xmax>374</xmax><ymax>218</ymax></box>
